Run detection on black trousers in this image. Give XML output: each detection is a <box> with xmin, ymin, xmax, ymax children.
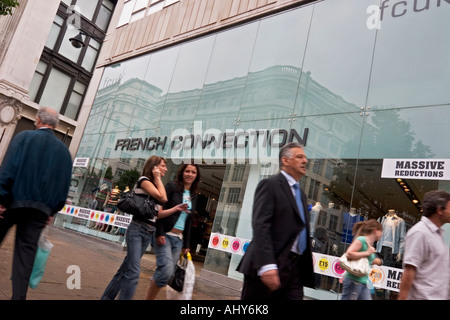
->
<box><xmin>241</xmin><ymin>252</ymin><xmax>307</xmax><ymax>300</ymax></box>
<box><xmin>0</xmin><ymin>208</ymin><xmax>48</xmax><ymax>300</ymax></box>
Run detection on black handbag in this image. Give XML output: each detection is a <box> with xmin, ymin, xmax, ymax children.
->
<box><xmin>117</xmin><ymin>177</ymin><xmax>158</xmax><ymax>220</ymax></box>
<box><xmin>168</xmin><ymin>254</ymin><xmax>188</xmax><ymax>292</ymax></box>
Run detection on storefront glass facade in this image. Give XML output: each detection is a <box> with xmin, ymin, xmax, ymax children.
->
<box><xmin>56</xmin><ymin>0</ymin><xmax>450</xmax><ymax>299</ymax></box>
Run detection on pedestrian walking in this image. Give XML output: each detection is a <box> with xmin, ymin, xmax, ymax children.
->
<box><xmin>340</xmin><ymin>219</ymin><xmax>383</xmax><ymax>300</ymax></box>
<box><xmin>145</xmin><ymin>163</ymin><xmax>200</xmax><ymax>300</ymax></box>
<box><xmin>0</xmin><ymin>106</ymin><xmax>73</xmax><ymax>300</ymax></box>
<box><xmin>398</xmin><ymin>190</ymin><xmax>450</xmax><ymax>300</ymax></box>
<box><xmin>237</xmin><ymin>142</ymin><xmax>315</xmax><ymax>300</ymax></box>
<box><xmin>101</xmin><ymin>156</ymin><xmax>171</xmax><ymax>300</ymax></box>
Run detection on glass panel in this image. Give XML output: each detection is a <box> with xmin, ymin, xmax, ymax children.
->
<box><xmin>103</xmin><ymin>0</ymin><xmax>114</xmax><ymax>10</ymax></box>
<box><xmin>160</xmin><ymin>34</ymin><xmax>215</xmax><ymax>134</ymax></box>
<box><xmin>293</xmin><ymin>0</ymin><xmax>377</xmax><ymax>117</ymax></box>
<box><xmin>238</xmin><ymin>6</ymin><xmax>313</xmax><ymax>122</ymax></box>
<box><xmin>360</xmin><ymin>106</ymin><xmax>450</xmax><ymax>159</ymax></box>
<box><xmin>96</xmin><ymin>3</ymin><xmax>112</xmax><ymax>31</ymax></box>
<box><xmin>81</xmin><ymin>62</ymin><xmax>127</xmax><ymax>161</ymax></box>
<box><xmin>147</xmin><ymin>1</ymin><xmax>164</xmax><ymax>15</ymax></box>
<box><xmin>130</xmin><ymin>9</ymin><xmax>145</xmax><ymax>23</ymax></box>
<box><xmin>368</xmin><ymin>5</ymin><xmax>450</xmax><ymax>109</ymax></box>
<box><xmin>45</xmin><ymin>16</ymin><xmax>64</xmax><ymax>50</ymax></box>
<box><xmin>196</xmin><ymin>22</ymin><xmax>259</xmax><ymax>131</ymax></box>
<box><xmin>117</xmin><ymin>0</ymin><xmax>135</xmax><ymax>27</ymax></box>
<box><xmin>104</xmin><ymin>54</ymin><xmax>151</xmax><ymax>140</ymax></box>
<box><xmin>142</xmin><ymin>45</ymin><xmax>180</xmax><ymax>137</ymax></box>
<box><xmin>29</xmin><ymin>73</ymin><xmax>43</xmax><ymax>102</ymax></box>
<box><xmin>81</xmin><ymin>43</ymin><xmax>99</xmax><ymax>72</ymax></box>
<box><xmin>65</xmin><ymin>81</ymin><xmax>86</xmax><ymax>120</ymax></box>
<box><xmin>134</xmin><ymin>0</ymin><xmax>149</xmax><ymax>11</ymax></box>
<box><xmin>39</xmin><ymin>68</ymin><xmax>71</xmax><ymax>112</ymax></box>
<box><xmin>73</xmin><ymin>80</ymin><xmax>86</xmax><ymax>94</ymax></box>
<box><xmin>65</xmin><ymin>91</ymin><xmax>82</xmax><ymax>120</ymax></box>
<box><xmin>29</xmin><ymin>61</ymin><xmax>47</xmax><ymax>101</ymax></box>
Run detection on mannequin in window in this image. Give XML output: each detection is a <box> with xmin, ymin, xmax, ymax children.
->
<box><xmin>376</xmin><ymin>209</ymin><xmax>405</xmax><ymax>267</ymax></box>
<box><xmin>342</xmin><ymin>207</ymin><xmax>365</xmax><ymax>244</ymax></box>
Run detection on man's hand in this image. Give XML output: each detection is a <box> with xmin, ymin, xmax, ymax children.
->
<box><xmin>260</xmin><ymin>269</ymin><xmax>281</xmax><ymax>291</ymax></box>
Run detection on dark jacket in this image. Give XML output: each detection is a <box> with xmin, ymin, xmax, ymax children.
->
<box><xmin>237</xmin><ymin>173</ymin><xmax>315</xmax><ymax>288</ymax></box>
<box><xmin>0</xmin><ymin>128</ymin><xmax>73</xmax><ymax>216</ymax></box>
<box><xmin>155</xmin><ymin>181</ymin><xmax>197</xmax><ymax>249</ymax></box>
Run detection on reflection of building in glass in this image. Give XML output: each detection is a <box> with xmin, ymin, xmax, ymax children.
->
<box><xmin>73</xmin><ymin>61</ymin><xmax>372</xmax><ymax>256</ymax></box>
<box><xmin>75</xmin><ymin>63</ymin><xmax>362</xmax><ymax>202</ymax></box>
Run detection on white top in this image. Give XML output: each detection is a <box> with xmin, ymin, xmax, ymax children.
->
<box><xmin>403</xmin><ymin>216</ymin><xmax>450</xmax><ymax>300</ymax></box>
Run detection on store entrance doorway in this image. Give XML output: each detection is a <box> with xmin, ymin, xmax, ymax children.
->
<box><xmin>190</xmin><ymin>164</ymin><xmax>225</xmax><ymax>261</ymax></box>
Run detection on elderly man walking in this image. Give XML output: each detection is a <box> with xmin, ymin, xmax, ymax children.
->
<box><xmin>0</xmin><ymin>107</ymin><xmax>73</xmax><ymax>300</ymax></box>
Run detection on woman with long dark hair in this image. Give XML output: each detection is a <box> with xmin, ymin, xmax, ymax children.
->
<box><xmin>145</xmin><ymin>163</ymin><xmax>200</xmax><ymax>299</ymax></box>
<box><xmin>101</xmin><ymin>156</ymin><xmax>180</xmax><ymax>300</ymax></box>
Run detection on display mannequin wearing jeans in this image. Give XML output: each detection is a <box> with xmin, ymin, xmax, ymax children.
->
<box><xmin>101</xmin><ymin>156</ymin><xmax>182</xmax><ymax>300</ymax></box>
<box><xmin>145</xmin><ymin>163</ymin><xmax>200</xmax><ymax>300</ymax></box>
<box><xmin>341</xmin><ymin>219</ymin><xmax>383</xmax><ymax>300</ymax></box>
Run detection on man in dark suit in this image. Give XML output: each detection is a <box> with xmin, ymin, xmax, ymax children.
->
<box><xmin>237</xmin><ymin>142</ymin><xmax>315</xmax><ymax>300</ymax></box>
<box><xmin>0</xmin><ymin>107</ymin><xmax>73</xmax><ymax>300</ymax></box>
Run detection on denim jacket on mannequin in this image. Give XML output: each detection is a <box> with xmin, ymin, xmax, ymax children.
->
<box><xmin>376</xmin><ymin>214</ymin><xmax>406</xmax><ymax>254</ymax></box>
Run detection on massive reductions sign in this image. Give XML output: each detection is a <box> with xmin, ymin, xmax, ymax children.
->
<box><xmin>381</xmin><ymin>159</ymin><xmax>450</xmax><ymax>180</ymax></box>
<box><xmin>114</xmin><ymin>123</ymin><xmax>309</xmax><ymax>164</ymax></box>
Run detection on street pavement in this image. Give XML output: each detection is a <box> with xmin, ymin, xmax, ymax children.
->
<box><xmin>0</xmin><ymin>225</ymin><xmax>240</xmax><ymax>300</ymax></box>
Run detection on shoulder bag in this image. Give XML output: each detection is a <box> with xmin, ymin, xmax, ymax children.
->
<box><xmin>339</xmin><ymin>253</ymin><xmax>370</xmax><ymax>278</ymax></box>
<box><xmin>117</xmin><ymin>176</ymin><xmax>158</xmax><ymax>220</ymax></box>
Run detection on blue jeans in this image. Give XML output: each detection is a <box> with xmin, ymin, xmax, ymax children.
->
<box><xmin>100</xmin><ymin>220</ymin><xmax>154</xmax><ymax>300</ymax></box>
<box><xmin>152</xmin><ymin>233</ymin><xmax>183</xmax><ymax>287</ymax></box>
<box><xmin>341</xmin><ymin>276</ymin><xmax>372</xmax><ymax>300</ymax></box>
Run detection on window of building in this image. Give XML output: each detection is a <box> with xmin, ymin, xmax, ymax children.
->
<box><xmin>39</xmin><ymin>68</ymin><xmax>72</xmax><ymax>113</ymax></box>
<box><xmin>96</xmin><ymin>0</ymin><xmax>114</xmax><ymax>31</ymax></box>
<box><xmin>29</xmin><ymin>61</ymin><xmax>48</xmax><ymax>101</ymax></box>
<box><xmin>29</xmin><ymin>1</ymin><xmax>116</xmax><ymax>120</ymax></box>
<box><xmin>46</xmin><ymin>15</ymin><xmax>65</xmax><ymax>50</ymax></box>
<box><xmin>81</xmin><ymin>39</ymin><xmax>101</xmax><ymax>72</ymax></box>
<box><xmin>227</xmin><ymin>188</ymin><xmax>241</xmax><ymax>204</ymax></box>
<box><xmin>65</xmin><ymin>81</ymin><xmax>87</xmax><ymax>119</ymax></box>
<box><xmin>117</xmin><ymin>0</ymin><xmax>179</xmax><ymax>27</ymax></box>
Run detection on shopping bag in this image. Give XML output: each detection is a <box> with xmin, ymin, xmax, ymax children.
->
<box><xmin>29</xmin><ymin>227</ymin><xmax>54</xmax><ymax>289</ymax></box>
<box><xmin>166</xmin><ymin>252</ymin><xmax>195</xmax><ymax>300</ymax></box>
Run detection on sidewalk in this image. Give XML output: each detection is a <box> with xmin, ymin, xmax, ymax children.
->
<box><xmin>0</xmin><ymin>225</ymin><xmax>240</xmax><ymax>300</ymax></box>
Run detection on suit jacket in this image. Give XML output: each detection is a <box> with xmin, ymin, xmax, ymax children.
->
<box><xmin>155</xmin><ymin>181</ymin><xmax>197</xmax><ymax>249</ymax></box>
<box><xmin>237</xmin><ymin>172</ymin><xmax>315</xmax><ymax>288</ymax></box>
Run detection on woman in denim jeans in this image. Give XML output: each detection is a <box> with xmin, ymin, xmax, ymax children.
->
<box><xmin>145</xmin><ymin>163</ymin><xmax>200</xmax><ymax>300</ymax></box>
<box><xmin>341</xmin><ymin>219</ymin><xmax>383</xmax><ymax>300</ymax></box>
<box><xmin>101</xmin><ymin>156</ymin><xmax>184</xmax><ymax>300</ymax></box>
